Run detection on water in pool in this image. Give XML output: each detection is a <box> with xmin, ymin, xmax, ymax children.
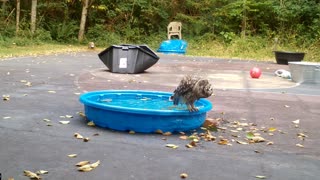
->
<box><xmin>98</xmin><ymin>95</ymin><xmax>203</xmax><ymax>111</ymax></box>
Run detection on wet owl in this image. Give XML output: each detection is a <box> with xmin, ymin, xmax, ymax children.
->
<box><xmin>171</xmin><ymin>75</ymin><xmax>213</xmax><ymax>112</ymax></box>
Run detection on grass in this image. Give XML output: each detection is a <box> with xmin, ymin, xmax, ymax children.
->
<box><xmin>0</xmin><ymin>43</ymin><xmax>88</xmax><ymax>59</ymax></box>
<box><xmin>0</xmin><ymin>39</ymin><xmax>319</xmax><ymax>62</ymax></box>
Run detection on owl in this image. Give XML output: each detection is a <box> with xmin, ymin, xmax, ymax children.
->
<box><xmin>171</xmin><ymin>75</ymin><xmax>213</xmax><ymax>112</ymax></box>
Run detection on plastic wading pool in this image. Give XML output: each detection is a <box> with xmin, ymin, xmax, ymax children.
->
<box><xmin>79</xmin><ymin>90</ymin><xmax>212</xmax><ymax>133</ymax></box>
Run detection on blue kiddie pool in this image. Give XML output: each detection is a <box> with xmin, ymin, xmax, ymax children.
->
<box><xmin>79</xmin><ymin>90</ymin><xmax>212</xmax><ymax>133</ymax></box>
<box><xmin>157</xmin><ymin>39</ymin><xmax>188</xmax><ymax>54</ymax></box>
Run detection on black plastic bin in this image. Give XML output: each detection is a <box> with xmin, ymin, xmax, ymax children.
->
<box><xmin>98</xmin><ymin>44</ymin><xmax>159</xmax><ymax>74</ymax></box>
<box><xmin>274</xmin><ymin>51</ymin><xmax>305</xmax><ymax>65</ymax></box>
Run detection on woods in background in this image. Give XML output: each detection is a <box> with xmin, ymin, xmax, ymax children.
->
<box><xmin>0</xmin><ymin>0</ymin><xmax>319</xmax><ymax>48</ymax></box>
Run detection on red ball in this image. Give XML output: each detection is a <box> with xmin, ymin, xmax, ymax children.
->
<box><xmin>250</xmin><ymin>67</ymin><xmax>262</xmax><ymax>78</ymax></box>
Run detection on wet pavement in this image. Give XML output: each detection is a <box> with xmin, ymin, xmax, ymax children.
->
<box><xmin>0</xmin><ymin>52</ymin><xmax>319</xmax><ymax>180</ymax></box>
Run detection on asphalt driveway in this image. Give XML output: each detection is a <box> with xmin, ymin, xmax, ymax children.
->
<box><xmin>0</xmin><ymin>52</ymin><xmax>319</xmax><ymax>180</ymax></box>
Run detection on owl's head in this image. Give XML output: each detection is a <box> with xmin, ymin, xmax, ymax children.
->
<box><xmin>196</xmin><ymin>79</ymin><xmax>213</xmax><ymax>98</ymax></box>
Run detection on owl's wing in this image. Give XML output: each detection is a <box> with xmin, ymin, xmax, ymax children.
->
<box><xmin>172</xmin><ymin>76</ymin><xmax>196</xmax><ymax>105</ymax></box>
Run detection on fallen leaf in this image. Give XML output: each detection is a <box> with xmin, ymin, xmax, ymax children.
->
<box><xmin>8</xmin><ymin>177</ymin><xmax>14</xmax><ymax>180</ymax></box>
<box><xmin>83</xmin><ymin>137</ymin><xmax>90</xmax><ymax>142</ymax></box>
<box><xmin>77</xmin><ymin>164</ymin><xmax>93</xmax><ymax>172</ymax></box>
<box><xmin>20</xmin><ymin>80</ymin><xmax>27</xmax><ymax>83</ymax></box>
<box><xmin>166</xmin><ymin>144</ymin><xmax>179</xmax><ymax>149</ymax></box>
<box><xmin>87</xmin><ymin>121</ymin><xmax>95</xmax><ymax>126</ymax></box>
<box><xmin>36</xmin><ymin>170</ymin><xmax>49</xmax><ymax>175</ymax></box>
<box><xmin>59</xmin><ymin>121</ymin><xmax>70</xmax><ymax>124</ymax></box>
<box><xmin>24</xmin><ymin>170</ymin><xmax>41</xmax><ymax>180</ymax></box>
<box><xmin>266</xmin><ymin>141</ymin><xmax>274</xmax><ymax>145</ymax></box>
<box><xmin>93</xmin><ymin>133</ymin><xmax>99</xmax><ymax>136</ymax></box>
<box><xmin>78</xmin><ymin>111</ymin><xmax>85</xmax><ymax>117</ymax></box>
<box><xmin>179</xmin><ymin>135</ymin><xmax>188</xmax><ymax>140</ymax></box>
<box><xmin>25</xmin><ymin>82</ymin><xmax>32</xmax><ymax>87</ymax></box>
<box><xmin>284</xmin><ymin>105</ymin><xmax>290</xmax><ymax>108</ymax></box>
<box><xmin>129</xmin><ymin>130</ymin><xmax>135</xmax><ymax>134</ymax></box>
<box><xmin>76</xmin><ymin>161</ymin><xmax>90</xmax><ymax>167</ymax></box>
<box><xmin>180</xmin><ymin>173</ymin><xmax>188</xmax><ymax>179</ymax></box>
<box><xmin>236</xmin><ymin>127</ymin><xmax>243</xmax><ymax>131</ymax></box>
<box><xmin>2</xmin><ymin>95</ymin><xmax>10</xmax><ymax>101</ymax></box>
<box><xmin>236</xmin><ymin>140</ymin><xmax>248</xmax><ymax>145</ymax></box>
<box><xmin>251</xmin><ymin>136</ymin><xmax>266</xmax><ymax>143</ymax></box>
<box><xmin>254</xmin><ymin>150</ymin><xmax>261</xmax><ymax>153</ymax></box>
<box><xmin>74</xmin><ymin>133</ymin><xmax>84</xmax><ymax>139</ymax></box>
<box><xmin>3</xmin><ymin>116</ymin><xmax>11</xmax><ymax>119</ymax></box>
<box><xmin>90</xmin><ymin>160</ymin><xmax>100</xmax><ymax>168</ymax></box>
<box><xmin>268</xmin><ymin>127</ymin><xmax>277</xmax><ymax>132</ymax></box>
<box><xmin>68</xmin><ymin>154</ymin><xmax>77</xmax><ymax>158</ymax></box>
<box><xmin>255</xmin><ymin>175</ymin><xmax>266</xmax><ymax>179</ymax></box>
<box><xmin>202</xmin><ymin>118</ymin><xmax>219</xmax><ymax>128</ymax></box>
<box><xmin>43</xmin><ymin>119</ymin><xmax>51</xmax><ymax>122</ymax></box>
<box><xmin>48</xmin><ymin>90</ymin><xmax>56</xmax><ymax>93</ymax></box>
<box><xmin>238</xmin><ymin>122</ymin><xmax>249</xmax><ymax>127</ymax></box>
<box><xmin>218</xmin><ymin>139</ymin><xmax>229</xmax><ymax>145</ymax></box>
<box><xmin>296</xmin><ymin>144</ymin><xmax>304</xmax><ymax>148</ymax></box>
<box><xmin>66</xmin><ymin>115</ymin><xmax>73</xmax><ymax>118</ymax></box>
<box><xmin>297</xmin><ymin>133</ymin><xmax>308</xmax><ymax>138</ymax></box>
<box><xmin>162</xmin><ymin>132</ymin><xmax>172</xmax><ymax>136</ymax></box>
<box><xmin>246</xmin><ymin>132</ymin><xmax>255</xmax><ymax>139</ymax></box>
<box><xmin>292</xmin><ymin>119</ymin><xmax>300</xmax><ymax>124</ymax></box>
<box><xmin>185</xmin><ymin>144</ymin><xmax>194</xmax><ymax>148</ymax></box>
<box><xmin>155</xmin><ymin>129</ymin><xmax>163</xmax><ymax>134</ymax></box>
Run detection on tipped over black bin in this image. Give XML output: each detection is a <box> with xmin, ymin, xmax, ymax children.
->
<box><xmin>98</xmin><ymin>44</ymin><xmax>159</xmax><ymax>74</ymax></box>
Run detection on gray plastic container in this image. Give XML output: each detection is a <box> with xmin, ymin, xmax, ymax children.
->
<box><xmin>289</xmin><ymin>62</ymin><xmax>320</xmax><ymax>84</ymax></box>
<box><xmin>98</xmin><ymin>44</ymin><xmax>159</xmax><ymax>74</ymax></box>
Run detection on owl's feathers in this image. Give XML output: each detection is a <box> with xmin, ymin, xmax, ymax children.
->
<box><xmin>171</xmin><ymin>75</ymin><xmax>213</xmax><ymax>112</ymax></box>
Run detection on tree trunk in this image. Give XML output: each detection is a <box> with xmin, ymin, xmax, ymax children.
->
<box><xmin>31</xmin><ymin>0</ymin><xmax>37</xmax><ymax>35</ymax></box>
<box><xmin>78</xmin><ymin>0</ymin><xmax>89</xmax><ymax>42</ymax></box>
<box><xmin>241</xmin><ymin>0</ymin><xmax>247</xmax><ymax>39</ymax></box>
<box><xmin>16</xmin><ymin>0</ymin><xmax>20</xmax><ymax>35</ymax></box>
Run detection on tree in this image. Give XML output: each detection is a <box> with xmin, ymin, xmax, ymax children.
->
<box><xmin>78</xmin><ymin>0</ymin><xmax>89</xmax><ymax>42</ymax></box>
<box><xmin>16</xmin><ymin>0</ymin><xmax>20</xmax><ymax>35</ymax></box>
<box><xmin>31</xmin><ymin>0</ymin><xmax>37</xmax><ymax>35</ymax></box>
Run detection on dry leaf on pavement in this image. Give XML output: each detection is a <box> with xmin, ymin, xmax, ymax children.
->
<box><xmin>180</xmin><ymin>173</ymin><xmax>188</xmax><ymax>178</ymax></box>
<box><xmin>23</xmin><ymin>170</ymin><xmax>41</xmax><ymax>180</ymax></box>
<box><xmin>236</xmin><ymin>140</ymin><xmax>248</xmax><ymax>145</ymax></box>
<box><xmin>36</xmin><ymin>170</ymin><xmax>48</xmax><ymax>175</ymax></box>
<box><xmin>59</xmin><ymin>121</ymin><xmax>70</xmax><ymax>124</ymax></box>
<box><xmin>68</xmin><ymin>154</ymin><xmax>77</xmax><ymax>158</ymax></box>
<box><xmin>218</xmin><ymin>139</ymin><xmax>229</xmax><ymax>145</ymax></box>
<box><xmin>2</xmin><ymin>95</ymin><xmax>10</xmax><ymax>101</ymax></box>
<box><xmin>166</xmin><ymin>144</ymin><xmax>179</xmax><ymax>149</ymax></box>
<box><xmin>255</xmin><ymin>175</ymin><xmax>266</xmax><ymax>179</ymax></box>
<box><xmin>76</xmin><ymin>161</ymin><xmax>90</xmax><ymax>167</ymax></box>
<box><xmin>87</xmin><ymin>121</ymin><xmax>95</xmax><ymax>126</ymax></box>
<box><xmin>292</xmin><ymin>119</ymin><xmax>300</xmax><ymax>124</ymax></box>
<box><xmin>296</xmin><ymin>144</ymin><xmax>304</xmax><ymax>148</ymax></box>
<box><xmin>74</xmin><ymin>133</ymin><xmax>84</xmax><ymax>139</ymax></box>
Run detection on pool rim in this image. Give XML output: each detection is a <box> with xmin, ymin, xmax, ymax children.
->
<box><xmin>79</xmin><ymin>90</ymin><xmax>212</xmax><ymax>116</ymax></box>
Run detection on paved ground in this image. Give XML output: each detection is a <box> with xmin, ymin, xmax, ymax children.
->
<box><xmin>0</xmin><ymin>52</ymin><xmax>320</xmax><ymax>180</ymax></box>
